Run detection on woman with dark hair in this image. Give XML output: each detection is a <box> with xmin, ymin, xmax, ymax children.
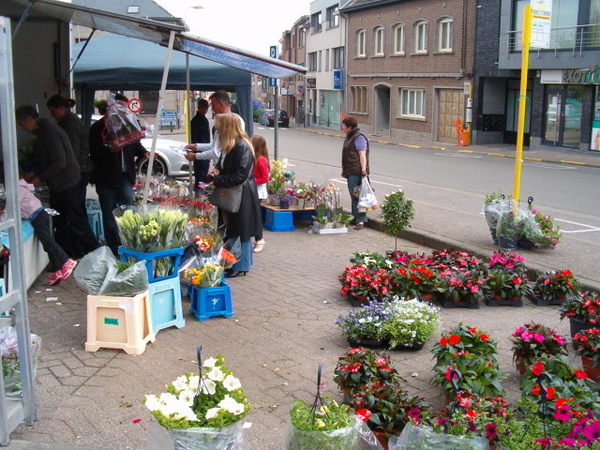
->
<box><xmin>46</xmin><ymin>94</ymin><xmax>97</xmax><ymax>257</ymax></box>
<box><xmin>206</xmin><ymin>113</ymin><xmax>262</xmax><ymax>277</ymax></box>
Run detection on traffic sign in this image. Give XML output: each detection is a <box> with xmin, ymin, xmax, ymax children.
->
<box><xmin>269</xmin><ymin>77</ymin><xmax>278</xmax><ymax>87</ymax></box>
<box><xmin>127</xmin><ymin>98</ymin><xmax>143</xmax><ymax>113</ymax></box>
<box><xmin>270</xmin><ymin>45</ymin><xmax>277</xmax><ymax>59</ymax></box>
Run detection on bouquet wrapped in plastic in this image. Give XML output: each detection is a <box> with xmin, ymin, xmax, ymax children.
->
<box><xmin>0</xmin><ymin>326</ymin><xmax>41</xmax><ymax>396</ymax></box>
<box><xmin>73</xmin><ymin>246</ymin><xmax>148</xmax><ymax>296</ymax></box>
<box><xmin>181</xmin><ymin>234</ymin><xmax>239</xmax><ymax>287</ymax></box>
<box><xmin>105</xmin><ymin>93</ymin><xmax>145</xmax><ymax>148</ymax></box>
<box><xmin>182</xmin><ymin>197</ymin><xmax>219</xmax><ymax>246</ymax></box>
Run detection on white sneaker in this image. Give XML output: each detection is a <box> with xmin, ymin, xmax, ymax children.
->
<box><xmin>253</xmin><ymin>239</ymin><xmax>265</xmax><ymax>253</ymax></box>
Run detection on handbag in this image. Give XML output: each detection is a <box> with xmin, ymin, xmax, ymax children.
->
<box><xmin>209</xmin><ymin>184</ymin><xmax>243</xmax><ymax>213</ymax></box>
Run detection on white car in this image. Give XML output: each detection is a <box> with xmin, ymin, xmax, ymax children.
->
<box><xmin>138</xmin><ymin>133</ymin><xmax>191</xmax><ymax>178</ymax></box>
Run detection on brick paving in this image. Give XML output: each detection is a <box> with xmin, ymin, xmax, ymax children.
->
<box><xmin>8</xmin><ymin>219</ymin><xmax>576</xmax><ymax>450</ymax></box>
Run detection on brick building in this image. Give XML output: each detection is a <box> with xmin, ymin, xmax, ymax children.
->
<box><xmin>341</xmin><ymin>0</ymin><xmax>476</xmax><ymax>143</ymax></box>
<box><xmin>280</xmin><ymin>16</ymin><xmax>309</xmax><ymax>125</ymax></box>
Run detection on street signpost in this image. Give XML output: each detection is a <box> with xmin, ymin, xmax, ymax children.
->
<box><xmin>270</xmin><ymin>45</ymin><xmax>279</xmax><ymax>160</ymax></box>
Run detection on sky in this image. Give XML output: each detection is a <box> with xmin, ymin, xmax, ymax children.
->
<box><xmin>155</xmin><ymin>0</ymin><xmax>312</xmax><ymax>56</ymax></box>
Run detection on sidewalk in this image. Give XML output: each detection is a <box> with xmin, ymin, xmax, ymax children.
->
<box><xmin>5</xmin><ymin>126</ymin><xmax>600</xmax><ymax>449</ymax></box>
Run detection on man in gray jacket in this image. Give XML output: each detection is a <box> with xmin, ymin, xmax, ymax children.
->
<box><xmin>16</xmin><ymin>105</ymin><xmax>99</xmax><ymax>262</ymax></box>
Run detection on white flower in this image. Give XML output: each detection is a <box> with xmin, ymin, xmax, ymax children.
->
<box><xmin>188</xmin><ymin>375</ymin><xmax>200</xmax><ymax>388</ymax></box>
<box><xmin>218</xmin><ymin>395</ymin><xmax>245</xmax><ymax>415</ymax></box>
<box><xmin>206</xmin><ymin>366</ymin><xmax>225</xmax><ymax>382</ymax></box>
<box><xmin>201</xmin><ymin>379</ymin><xmax>217</xmax><ymax>395</ymax></box>
<box><xmin>223</xmin><ymin>375</ymin><xmax>241</xmax><ymax>392</ymax></box>
<box><xmin>205</xmin><ymin>407</ymin><xmax>221</xmax><ymax>420</ymax></box>
<box><xmin>160</xmin><ymin>396</ymin><xmax>197</xmax><ymax>421</ymax></box>
<box><xmin>144</xmin><ymin>395</ymin><xmax>162</xmax><ymax>412</ymax></box>
<box><xmin>178</xmin><ymin>389</ymin><xmax>196</xmax><ymax>404</ymax></box>
<box><xmin>203</xmin><ymin>357</ymin><xmax>218</xmax><ymax>369</ymax></box>
<box><xmin>172</xmin><ymin>375</ymin><xmax>192</xmax><ymax>393</ymax></box>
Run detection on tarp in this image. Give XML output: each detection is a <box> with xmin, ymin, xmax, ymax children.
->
<box><xmin>73</xmin><ymin>34</ymin><xmax>254</xmax><ymax>135</ymax></box>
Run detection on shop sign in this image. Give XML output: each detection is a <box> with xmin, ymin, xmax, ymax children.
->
<box><xmin>333</xmin><ymin>70</ymin><xmax>344</xmax><ymax>90</ymax></box>
<box><xmin>307</xmin><ymin>78</ymin><xmax>316</xmax><ymax>88</ymax></box>
<box><xmin>563</xmin><ymin>65</ymin><xmax>600</xmax><ymax>85</ymax></box>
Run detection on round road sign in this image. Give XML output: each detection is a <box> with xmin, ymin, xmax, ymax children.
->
<box><xmin>127</xmin><ymin>98</ymin><xmax>143</xmax><ymax>113</ymax></box>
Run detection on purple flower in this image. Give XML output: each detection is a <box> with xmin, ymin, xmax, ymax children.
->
<box><xmin>485</xmin><ymin>423</ymin><xmax>498</xmax><ymax>439</ymax></box>
<box><xmin>582</xmin><ymin>421</ymin><xmax>600</xmax><ymax>442</ymax></box>
<box><xmin>553</xmin><ymin>405</ymin><xmax>572</xmax><ymax>423</ymax></box>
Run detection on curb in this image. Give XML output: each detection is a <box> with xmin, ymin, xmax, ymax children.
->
<box><xmin>298</xmin><ymin>128</ymin><xmax>600</xmax><ymax>169</ymax></box>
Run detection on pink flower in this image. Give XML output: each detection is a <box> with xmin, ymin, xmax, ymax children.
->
<box><xmin>521</xmin><ymin>331</ymin><xmax>533</xmax><ymax>341</ymax></box>
<box><xmin>533</xmin><ymin>333</ymin><xmax>545</xmax><ymax>343</ymax></box>
<box><xmin>553</xmin><ymin>335</ymin><xmax>566</xmax><ymax>345</ymax></box>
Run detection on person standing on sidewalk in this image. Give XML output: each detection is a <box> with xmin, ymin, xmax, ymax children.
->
<box><xmin>190</xmin><ymin>98</ymin><xmax>211</xmax><ymax>190</ymax></box>
<box><xmin>15</xmin><ymin>105</ymin><xmax>100</xmax><ymax>259</ymax></box>
<box><xmin>341</xmin><ymin>115</ymin><xmax>370</xmax><ymax>230</ymax></box>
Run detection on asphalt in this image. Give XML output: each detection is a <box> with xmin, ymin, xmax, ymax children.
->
<box><xmin>5</xmin><ymin>126</ymin><xmax>600</xmax><ymax>450</ymax></box>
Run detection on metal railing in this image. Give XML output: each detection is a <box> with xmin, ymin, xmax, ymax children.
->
<box><xmin>506</xmin><ymin>23</ymin><xmax>600</xmax><ymax>57</ymax></box>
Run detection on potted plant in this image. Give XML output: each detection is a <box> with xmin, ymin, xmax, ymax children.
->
<box><xmin>434</xmin><ymin>269</ymin><xmax>485</xmax><ymax>308</ymax></box>
<box><xmin>486</xmin><ymin>251</ymin><xmax>527</xmax><ymax>276</ymax></box>
<box><xmin>336</xmin><ymin>301</ymin><xmax>391</xmax><ymax>348</ymax></box>
<box><xmin>431</xmin><ymin>324</ymin><xmax>506</xmax><ymax>399</ymax></box>
<box><xmin>312</xmin><ymin>203</ymin><xmax>331</xmax><ymax>228</ymax></box>
<box><xmin>144</xmin><ymin>354</ymin><xmax>251</xmax><ymax>449</ymax></box>
<box><xmin>495</xmin><ymin>209</ymin><xmax>525</xmax><ymax>251</ymax></box>
<box><xmin>339</xmin><ymin>264</ymin><xmax>392</xmax><ymax>306</ymax></box>
<box><xmin>391</xmin><ymin>264</ymin><xmax>438</xmax><ymax>301</ymax></box>
<box><xmin>559</xmin><ymin>290</ymin><xmax>600</xmax><ymax>338</ymax></box>
<box><xmin>293</xmin><ymin>182</ymin><xmax>312</xmax><ymax>209</ymax></box>
<box><xmin>483</xmin><ymin>191</ymin><xmax>509</xmax><ymax>245</ymax></box>
<box><xmin>286</xmin><ymin>396</ymin><xmax>361</xmax><ymax>450</ymax></box>
<box><xmin>380</xmin><ymin>298</ymin><xmax>441</xmax><ymax>350</ymax></box>
<box><xmin>573</xmin><ymin>329</ymin><xmax>600</xmax><ymax>382</ymax></box>
<box><xmin>509</xmin><ymin>323</ymin><xmax>568</xmax><ymax>374</ymax></box>
<box><xmin>530</xmin><ymin>269</ymin><xmax>582</xmax><ymax>306</ymax></box>
<box><xmin>483</xmin><ymin>271</ymin><xmax>531</xmax><ymax>306</ymax></box>
<box><xmin>380</xmin><ymin>190</ymin><xmax>414</xmax><ymax>252</ymax></box>
<box><xmin>529</xmin><ymin>206</ymin><xmax>562</xmax><ymax>248</ymax></box>
<box><xmin>333</xmin><ymin>348</ymin><xmax>400</xmax><ymax>399</ymax></box>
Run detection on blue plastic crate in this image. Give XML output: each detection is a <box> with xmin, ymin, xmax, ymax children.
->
<box><xmin>263</xmin><ymin>209</ymin><xmax>295</xmax><ymax>232</ymax></box>
<box><xmin>118</xmin><ymin>247</ymin><xmax>184</xmax><ymax>282</ymax></box>
<box><xmin>148</xmin><ymin>277</ymin><xmax>185</xmax><ymax>333</ymax></box>
<box><xmin>189</xmin><ymin>283</ymin><xmax>233</xmax><ymax>321</ymax></box>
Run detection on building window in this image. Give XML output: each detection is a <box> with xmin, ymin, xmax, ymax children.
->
<box><xmin>318</xmin><ymin>51</ymin><xmax>322</xmax><ymax>71</ymax></box>
<box><xmin>327</xmin><ymin>5</ymin><xmax>339</xmax><ymax>29</ymax></box>
<box><xmin>311</xmin><ymin>11</ymin><xmax>322</xmax><ymax>34</ymax></box>
<box><xmin>299</xmin><ymin>27</ymin><xmax>306</xmax><ymax>48</ymax></box>
<box><xmin>414</xmin><ymin>20</ymin><xmax>428</xmax><ymax>54</ymax></box>
<box><xmin>374</xmin><ymin>27</ymin><xmax>385</xmax><ymax>56</ymax></box>
<box><xmin>437</xmin><ymin>17</ymin><xmax>453</xmax><ymax>52</ymax></box>
<box><xmin>357</xmin><ymin>29</ymin><xmax>366</xmax><ymax>57</ymax></box>
<box><xmin>325</xmin><ymin>49</ymin><xmax>330</xmax><ymax>71</ymax></box>
<box><xmin>308</xmin><ymin>52</ymin><xmax>318</xmax><ymax>71</ymax></box>
<box><xmin>333</xmin><ymin>46</ymin><xmax>344</xmax><ymax>69</ymax></box>
<box><xmin>350</xmin><ymin>86</ymin><xmax>368</xmax><ymax>113</ymax></box>
<box><xmin>392</xmin><ymin>23</ymin><xmax>405</xmax><ymax>55</ymax></box>
<box><xmin>399</xmin><ymin>88</ymin><xmax>426</xmax><ymax>118</ymax></box>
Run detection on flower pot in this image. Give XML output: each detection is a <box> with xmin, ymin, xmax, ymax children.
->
<box><xmin>442</xmin><ymin>299</ymin><xmax>480</xmax><ymax>309</ymax></box>
<box><xmin>333</xmin><ymin>222</ymin><xmax>344</xmax><ymax>228</ymax></box>
<box><xmin>485</xmin><ymin>295</ymin><xmax>523</xmax><ymax>307</ymax></box>
<box><xmin>373</xmin><ymin>431</ymin><xmax>389</xmax><ymax>450</ymax></box>
<box><xmin>279</xmin><ymin>199</ymin><xmax>291</xmax><ymax>209</ymax></box>
<box><xmin>527</xmin><ymin>293</ymin><xmax>567</xmax><ymax>306</ymax></box>
<box><xmin>515</xmin><ymin>358</ymin><xmax>527</xmax><ymax>376</ymax></box>
<box><xmin>569</xmin><ymin>317</ymin><xmax>600</xmax><ymax>339</ymax></box>
<box><xmin>518</xmin><ymin>236</ymin><xmax>536</xmax><ymax>250</ymax></box>
<box><xmin>581</xmin><ymin>356</ymin><xmax>600</xmax><ymax>383</ymax></box>
<box><xmin>418</xmin><ymin>291</ymin><xmax>440</xmax><ymax>303</ymax></box>
<box><xmin>348</xmin><ymin>337</ymin><xmax>387</xmax><ymax>349</ymax></box>
<box><xmin>296</xmin><ymin>198</ymin><xmax>306</xmax><ymax>209</ymax></box>
<box><xmin>497</xmin><ymin>235</ymin><xmax>519</xmax><ymax>251</ymax></box>
<box><xmin>390</xmin><ymin>341</ymin><xmax>425</xmax><ymax>351</ymax></box>
<box><xmin>347</xmin><ymin>294</ymin><xmax>368</xmax><ymax>307</ymax></box>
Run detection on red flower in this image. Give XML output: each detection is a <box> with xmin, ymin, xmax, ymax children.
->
<box><xmin>449</xmin><ymin>335</ymin><xmax>461</xmax><ymax>345</ymax></box>
<box><xmin>531</xmin><ymin>362</ymin><xmax>545</xmax><ymax>376</ymax></box>
<box><xmin>439</xmin><ymin>336</ymin><xmax>448</xmax><ymax>346</ymax></box>
<box><xmin>479</xmin><ymin>333</ymin><xmax>490</xmax><ymax>342</ymax></box>
<box><xmin>356</xmin><ymin>409</ymin><xmax>372</xmax><ymax>421</ymax></box>
<box><xmin>574</xmin><ymin>369</ymin><xmax>588</xmax><ymax>380</ymax></box>
<box><xmin>374</xmin><ymin>357</ymin><xmax>387</xmax><ymax>365</ymax></box>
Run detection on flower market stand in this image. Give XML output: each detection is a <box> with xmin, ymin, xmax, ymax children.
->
<box><xmin>85</xmin><ymin>291</ymin><xmax>156</xmax><ymax>355</ymax></box>
<box><xmin>188</xmin><ymin>282</ymin><xmax>234</xmax><ymax>321</ymax></box>
<box><xmin>261</xmin><ymin>204</ymin><xmax>315</xmax><ymax>232</ymax></box>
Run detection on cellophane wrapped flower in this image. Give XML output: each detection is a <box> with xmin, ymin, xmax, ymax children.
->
<box><xmin>181</xmin><ymin>233</ymin><xmax>238</xmax><ymax>287</ymax></box>
<box><xmin>144</xmin><ymin>354</ymin><xmax>251</xmax><ymax>429</ymax></box>
<box><xmin>182</xmin><ymin>197</ymin><xmax>218</xmax><ymax>246</ymax></box>
<box><xmin>0</xmin><ymin>326</ymin><xmax>42</xmax><ymax>395</ymax></box>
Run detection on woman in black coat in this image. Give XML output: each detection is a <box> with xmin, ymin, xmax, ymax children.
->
<box><xmin>206</xmin><ymin>113</ymin><xmax>262</xmax><ymax>277</ymax></box>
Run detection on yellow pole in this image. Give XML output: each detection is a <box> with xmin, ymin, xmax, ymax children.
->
<box><xmin>513</xmin><ymin>4</ymin><xmax>532</xmax><ymax>214</ymax></box>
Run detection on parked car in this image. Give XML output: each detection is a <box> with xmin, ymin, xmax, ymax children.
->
<box><xmin>265</xmin><ymin>109</ymin><xmax>290</xmax><ymax>127</ymax></box>
<box><xmin>138</xmin><ymin>131</ymin><xmax>191</xmax><ymax>178</ymax></box>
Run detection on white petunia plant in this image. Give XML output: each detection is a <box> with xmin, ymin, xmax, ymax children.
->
<box><xmin>381</xmin><ymin>298</ymin><xmax>442</xmax><ymax>348</ymax></box>
<box><xmin>144</xmin><ymin>354</ymin><xmax>251</xmax><ymax>429</ymax></box>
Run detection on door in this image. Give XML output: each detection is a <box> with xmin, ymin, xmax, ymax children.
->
<box><xmin>437</xmin><ymin>89</ymin><xmax>464</xmax><ymax>143</ymax></box>
<box><xmin>373</xmin><ymin>85</ymin><xmax>390</xmax><ymax>134</ymax></box>
<box><xmin>543</xmin><ymin>85</ymin><xmax>584</xmax><ymax>148</ymax></box>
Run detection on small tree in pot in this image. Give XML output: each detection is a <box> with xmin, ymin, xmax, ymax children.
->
<box><xmin>380</xmin><ymin>190</ymin><xmax>414</xmax><ymax>252</ymax></box>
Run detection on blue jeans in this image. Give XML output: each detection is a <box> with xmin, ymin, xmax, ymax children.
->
<box><xmin>231</xmin><ymin>239</ymin><xmax>253</xmax><ymax>272</ymax></box>
<box><xmin>96</xmin><ymin>175</ymin><xmax>134</xmax><ymax>253</ymax></box>
<box><xmin>346</xmin><ymin>174</ymin><xmax>367</xmax><ymax>224</ymax></box>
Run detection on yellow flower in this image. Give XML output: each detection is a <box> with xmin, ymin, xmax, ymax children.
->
<box><xmin>315</xmin><ymin>419</ymin><xmax>325</xmax><ymax>429</ymax></box>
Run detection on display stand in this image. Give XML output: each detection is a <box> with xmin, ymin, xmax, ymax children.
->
<box><xmin>261</xmin><ymin>204</ymin><xmax>315</xmax><ymax>232</ymax></box>
<box><xmin>0</xmin><ymin>17</ymin><xmax>37</xmax><ymax>444</ymax></box>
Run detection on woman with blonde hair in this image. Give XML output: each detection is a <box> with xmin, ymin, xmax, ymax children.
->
<box><xmin>206</xmin><ymin>113</ymin><xmax>262</xmax><ymax>277</ymax></box>
<box><xmin>250</xmin><ymin>135</ymin><xmax>269</xmax><ymax>252</ymax></box>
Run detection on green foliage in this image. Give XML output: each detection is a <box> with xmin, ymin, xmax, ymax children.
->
<box><xmin>380</xmin><ymin>190</ymin><xmax>414</xmax><ymax>251</ymax></box>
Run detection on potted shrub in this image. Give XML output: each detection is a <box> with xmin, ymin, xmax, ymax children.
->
<box><xmin>483</xmin><ymin>271</ymin><xmax>531</xmax><ymax>306</ymax></box>
<box><xmin>380</xmin><ymin>298</ymin><xmax>441</xmax><ymax>350</ymax></box>
<box><xmin>431</xmin><ymin>324</ymin><xmax>506</xmax><ymax>399</ymax></box>
<box><xmin>509</xmin><ymin>323</ymin><xmax>568</xmax><ymax>374</ymax></box>
<box><xmin>336</xmin><ymin>301</ymin><xmax>391</xmax><ymax>348</ymax></box>
<box><xmin>333</xmin><ymin>348</ymin><xmax>400</xmax><ymax>399</ymax></box>
<box><xmin>573</xmin><ymin>329</ymin><xmax>600</xmax><ymax>382</ymax></box>
<box><xmin>559</xmin><ymin>290</ymin><xmax>600</xmax><ymax>338</ymax></box>
<box><xmin>530</xmin><ymin>269</ymin><xmax>582</xmax><ymax>306</ymax></box>
<box><xmin>380</xmin><ymin>190</ymin><xmax>414</xmax><ymax>252</ymax></box>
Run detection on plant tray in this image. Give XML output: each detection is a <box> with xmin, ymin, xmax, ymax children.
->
<box><xmin>347</xmin><ymin>338</ymin><xmax>387</xmax><ymax>349</ymax></box>
<box><xmin>311</xmin><ymin>224</ymin><xmax>348</xmax><ymax>234</ymax></box>
<box><xmin>527</xmin><ymin>294</ymin><xmax>566</xmax><ymax>306</ymax></box>
<box><xmin>390</xmin><ymin>341</ymin><xmax>425</xmax><ymax>351</ymax></box>
<box><xmin>442</xmin><ymin>300</ymin><xmax>480</xmax><ymax>309</ymax></box>
<box><xmin>485</xmin><ymin>297</ymin><xmax>523</xmax><ymax>307</ymax></box>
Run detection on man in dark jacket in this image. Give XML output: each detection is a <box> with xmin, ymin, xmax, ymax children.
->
<box><xmin>89</xmin><ymin>97</ymin><xmax>148</xmax><ymax>254</ymax></box>
<box><xmin>190</xmin><ymin>98</ymin><xmax>211</xmax><ymax>190</ymax></box>
<box><xmin>16</xmin><ymin>105</ymin><xmax>100</xmax><ymax>259</ymax></box>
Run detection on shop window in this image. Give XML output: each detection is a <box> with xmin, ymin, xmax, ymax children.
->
<box><xmin>399</xmin><ymin>88</ymin><xmax>426</xmax><ymax>118</ymax></box>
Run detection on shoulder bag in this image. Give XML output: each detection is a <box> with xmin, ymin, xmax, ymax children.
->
<box><xmin>208</xmin><ymin>151</ymin><xmax>247</xmax><ymax>213</ymax></box>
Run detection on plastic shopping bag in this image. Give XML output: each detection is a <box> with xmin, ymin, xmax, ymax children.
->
<box><xmin>285</xmin><ymin>417</ymin><xmax>384</xmax><ymax>450</ymax></box>
<box><xmin>357</xmin><ymin>177</ymin><xmax>378</xmax><ymax>213</ymax></box>
<box><xmin>105</xmin><ymin>93</ymin><xmax>145</xmax><ymax>148</ymax></box>
<box><xmin>0</xmin><ymin>326</ymin><xmax>41</xmax><ymax>396</ymax></box>
<box><xmin>388</xmin><ymin>423</ymin><xmax>489</xmax><ymax>450</ymax></box>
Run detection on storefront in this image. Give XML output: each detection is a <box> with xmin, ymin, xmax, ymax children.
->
<box><xmin>541</xmin><ymin>67</ymin><xmax>600</xmax><ymax>151</ymax></box>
